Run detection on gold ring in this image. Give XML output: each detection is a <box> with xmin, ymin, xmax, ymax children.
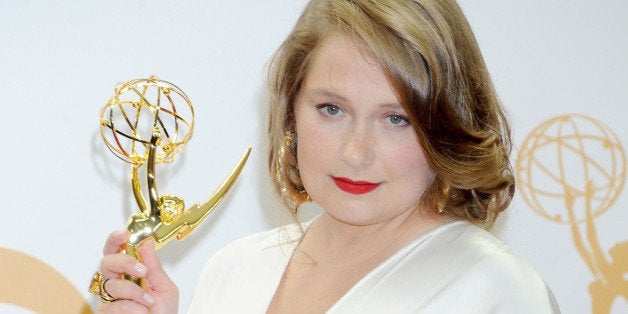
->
<box><xmin>88</xmin><ymin>271</ymin><xmax>117</xmax><ymax>302</ymax></box>
<box><xmin>99</xmin><ymin>279</ymin><xmax>116</xmax><ymax>302</ymax></box>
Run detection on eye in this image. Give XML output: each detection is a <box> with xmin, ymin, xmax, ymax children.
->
<box><xmin>387</xmin><ymin>114</ymin><xmax>409</xmax><ymax>126</ymax></box>
<box><xmin>317</xmin><ymin>104</ymin><xmax>343</xmax><ymax>116</ymax></box>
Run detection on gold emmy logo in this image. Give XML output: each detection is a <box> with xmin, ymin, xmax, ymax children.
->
<box><xmin>516</xmin><ymin>114</ymin><xmax>627</xmax><ymax>313</ymax></box>
<box><xmin>0</xmin><ymin>248</ymin><xmax>92</xmax><ymax>313</ymax></box>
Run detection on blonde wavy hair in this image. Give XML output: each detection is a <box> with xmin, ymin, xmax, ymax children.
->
<box><xmin>268</xmin><ymin>0</ymin><xmax>514</xmax><ymax>229</ymax></box>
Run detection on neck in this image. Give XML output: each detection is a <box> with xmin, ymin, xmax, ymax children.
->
<box><xmin>297</xmin><ymin>208</ymin><xmax>450</xmax><ymax>265</ymax></box>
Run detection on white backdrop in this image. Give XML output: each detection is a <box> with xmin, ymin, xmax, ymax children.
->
<box><xmin>0</xmin><ymin>1</ymin><xmax>626</xmax><ymax>313</ymax></box>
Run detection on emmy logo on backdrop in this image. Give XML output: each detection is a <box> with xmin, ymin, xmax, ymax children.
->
<box><xmin>516</xmin><ymin>114</ymin><xmax>627</xmax><ymax>314</ymax></box>
<box><xmin>94</xmin><ymin>76</ymin><xmax>250</xmax><ymax>288</ymax></box>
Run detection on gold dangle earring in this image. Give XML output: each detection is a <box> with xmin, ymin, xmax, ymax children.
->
<box><xmin>276</xmin><ymin>132</ymin><xmax>310</xmax><ymax>212</ymax></box>
<box><xmin>437</xmin><ymin>182</ymin><xmax>450</xmax><ymax>214</ymax></box>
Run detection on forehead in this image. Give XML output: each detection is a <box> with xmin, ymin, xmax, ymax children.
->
<box><xmin>301</xmin><ymin>33</ymin><xmax>399</xmax><ymax>105</ymax></box>
<box><xmin>308</xmin><ymin>33</ymin><xmax>381</xmax><ymax>77</ymax></box>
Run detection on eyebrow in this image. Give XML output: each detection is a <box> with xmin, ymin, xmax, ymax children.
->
<box><xmin>303</xmin><ymin>88</ymin><xmax>403</xmax><ymax>110</ymax></box>
<box><xmin>304</xmin><ymin>88</ymin><xmax>348</xmax><ymax>103</ymax></box>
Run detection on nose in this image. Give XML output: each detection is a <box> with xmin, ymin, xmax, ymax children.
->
<box><xmin>340</xmin><ymin>123</ymin><xmax>374</xmax><ymax>168</ymax></box>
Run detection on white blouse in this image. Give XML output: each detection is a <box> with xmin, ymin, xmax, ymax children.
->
<box><xmin>188</xmin><ymin>220</ymin><xmax>560</xmax><ymax>313</ymax></box>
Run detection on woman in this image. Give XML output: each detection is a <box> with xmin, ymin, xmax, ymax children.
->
<box><xmin>95</xmin><ymin>0</ymin><xmax>560</xmax><ymax>313</ymax></box>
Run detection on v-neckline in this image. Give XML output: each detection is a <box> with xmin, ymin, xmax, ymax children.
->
<box><xmin>265</xmin><ymin>217</ymin><xmax>465</xmax><ymax>313</ymax></box>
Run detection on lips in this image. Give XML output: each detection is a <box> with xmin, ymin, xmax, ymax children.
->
<box><xmin>333</xmin><ymin>177</ymin><xmax>381</xmax><ymax>194</ymax></box>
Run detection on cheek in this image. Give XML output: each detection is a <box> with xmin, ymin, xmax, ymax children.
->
<box><xmin>388</xmin><ymin>144</ymin><xmax>431</xmax><ymax>189</ymax></box>
<box><xmin>295</xmin><ymin>120</ymin><xmax>332</xmax><ymax>174</ymax></box>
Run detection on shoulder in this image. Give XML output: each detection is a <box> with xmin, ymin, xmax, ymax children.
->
<box><xmin>188</xmin><ymin>223</ymin><xmax>305</xmax><ymax>313</ymax></box>
<box><xmin>445</xmin><ymin>223</ymin><xmax>540</xmax><ymax>277</ymax></box>
<box><xmin>420</xmin><ymin>222</ymin><xmax>559</xmax><ymax>312</ymax></box>
<box><xmin>420</xmin><ymin>222</ymin><xmax>544</xmax><ymax>286</ymax></box>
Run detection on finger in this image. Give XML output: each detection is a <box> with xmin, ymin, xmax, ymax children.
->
<box><xmin>103</xmin><ymin>230</ymin><xmax>130</xmax><ymax>255</ymax></box>
<box><xmin>139</xmin><ymin>240</ymin><xmax>169</xmax><ymax>285</ymax></box>
<box><xmin>101</xmin><ymin>253</ymin><xmax>148</xmax><ymax>280</ymax></box>
<box><xmin>138</xmin><ymin>240</ymin><xmax>180</xmax><ymax>312</ymax></box>
<box><xmin>140</xmin><ymin>241</ymin><xmax>179</xmax><ymax>300</ymax></box>
<box><xmin>103</xmin><ymin>278</ymin><xmax>155</xmax><ymax>307</ymax></box>
<box><xmin>97</xmin><ymin>299</ymin><xmax>151</xmax><ymax>314</ymax></box>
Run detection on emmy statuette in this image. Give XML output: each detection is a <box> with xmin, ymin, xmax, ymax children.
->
<box><xmin>98</xmin><ymin>76</ymin><xmax>250</xmax><ymax>288</ymax></box>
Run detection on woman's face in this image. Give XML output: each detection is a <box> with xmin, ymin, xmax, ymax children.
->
<box><xmin>294</xmin><ymin>33</ymin><xmax>432</xmax><ymax>226</ymax></box>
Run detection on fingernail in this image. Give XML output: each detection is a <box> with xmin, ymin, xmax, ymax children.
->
<box><xmin>135</xmin><ymin>262</ymin><xmax>147</xmax><ymax>275</ymax></box>
<box><xmin>144</xmin><ymin>293</ymin><xmax>155</xmax><ymax>305</ymax></box>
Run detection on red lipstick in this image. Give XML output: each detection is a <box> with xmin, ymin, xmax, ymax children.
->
<box><xmin>333</xmin><ymin>177</ymin><xmax>380</xmax><ymax>194</ymax></box>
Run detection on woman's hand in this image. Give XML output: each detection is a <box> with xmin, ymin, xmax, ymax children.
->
<box><xmin>95</xmin><ymin>230</ymin><xmax>179</xmax><ymax>314</ymax></box>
